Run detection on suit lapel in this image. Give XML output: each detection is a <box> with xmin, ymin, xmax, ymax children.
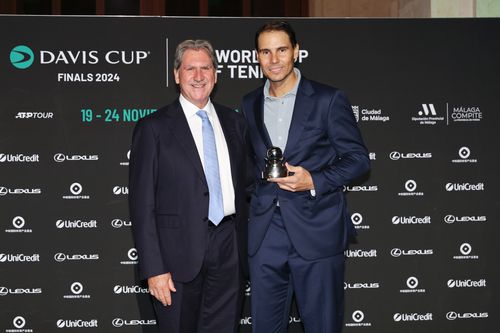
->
<box><xmin>164</xmin><ymin>100</ymin><xmax>206</xmax><ymax>185</ymax></box>
<box><xmin>283</xmin><ymin>78</ymin><xmax>314</xmax><ymax>157</ymax></box>
<box><xmin>215</xmin><ymin>104</ymin><xmax>239</xmax><ymax>189</ymax></box>
<box><xmin>253</xmin><ymin>93</ymin><xmax>273</xmax><ymax>149</ymax></box>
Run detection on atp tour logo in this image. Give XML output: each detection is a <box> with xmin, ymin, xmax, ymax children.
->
<box><xmin>398</xmin><ymin>179</ymin><xmax>424</xmax><ymax>196</ymax></box>
<box><xmin>345</xmin><ymin>310</ymin><xmax>372</xmax><ymax>327</ymax></box>
<box><xmin>62</xmin><ymin>182</ymin><xmax>90</xmax><ymax>200</ymax></box>
<box><xmin>412</xmin><ymin>103</ymin><xmax>444</xmax><ymax>125</ymax></box>
<box><xmin>453</xmin><ymin>243</ymin><xmax>479</xmax><ymax>260</ymax></box>
<box><xmin>120</xmin><ymin>248</ymin><xmax>139</xmax><ymax>265</ymax></box>
<box><xmin>5</xmin><ymin>216</ymin><xmax>33</xmax><ymax>233</ymax></box>
<box><xmin>10</xmin><ymin>45</ymin><xmax>34</xmax><ymax>69</ymax></box>
<box><xmin>350</xmin><ymin>213</ymin><xmax>369</xmax><ymax>230</ymax></box>
<box><xmin>400</xmin><ymin>276</ymin><xmax>425</xmax><ymax>293</ymax></box>
<box><xmin>452</xmin><ymin>146</ymin><xmax>477</xmax><ymax>163</ymax></box>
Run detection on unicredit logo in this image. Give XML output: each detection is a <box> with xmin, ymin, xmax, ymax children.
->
<box><xmin>113</xmin><ymin>186</ymin><xmax>129</xmax><ymax>195</ymax></box>
<box><xmin>56</xmin><ymin>319</ymin><xmax>98</xmax><ymax>328</ymax></box>
<box><xmin>0</xmin><ymin>153</ymin><xmax>39</xmax><ymax>163</ymax></box>
<box><xmin>447</xmin><ymin>279</ymin><xmax>486</xmax><ymax>288</ymax></box>
<box><xmin>113</xmin><ymin>285</ymin><xmax>149</xmax><ymax>294</ymax></box>
<box><xmin>393</xmin><ymin>313</ymin><xmax>433</xmax><ymax>322</ymax></box>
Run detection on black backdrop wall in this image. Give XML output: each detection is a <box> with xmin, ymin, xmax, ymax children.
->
<box><xmin>0</xmin><ymin>16</ymin><xmax>498</xmax><ymax>333</ymax></box>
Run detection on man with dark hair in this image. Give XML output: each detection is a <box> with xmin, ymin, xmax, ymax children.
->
<box><xmin>242</xmin><ymin>21</ymin><xmax>370</xmax><ymax>333</ymax></box>
<box><xmin>129</xmin><ymin>39</ymin><xmax>248</xmax><ymax>333</ymax></box>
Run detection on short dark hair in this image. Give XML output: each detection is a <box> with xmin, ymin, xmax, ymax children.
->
<box><xmin>254</xmin><ymin>21</ymin><xmax>297</xmax><ymax>50</ymax></box>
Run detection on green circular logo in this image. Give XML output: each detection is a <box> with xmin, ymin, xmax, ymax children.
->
<box><xmin>10</xmin><ymin>45</ymin><xmax>34</xmax><ymax>69</ymax></box>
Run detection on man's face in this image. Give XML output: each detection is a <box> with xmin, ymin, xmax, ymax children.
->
<box><xmin>257</xmin><ymin>30</ymin><xmax>299</xmax><ymax>84</ymax></box>
<box><xmin>174</xmin><ymin>49</ymin><xmax>217</xmax><ymax>109</ymax></box>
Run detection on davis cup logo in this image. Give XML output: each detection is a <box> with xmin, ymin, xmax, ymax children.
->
<box><xmin>10</xmin><ymin>45</ymin><xmax>34</xmax><ymax>69</ymax></box>
<box><xmin>13</xmin><ymin>316</ymin><xmax>26</xmax><ymax>328</ymax></box>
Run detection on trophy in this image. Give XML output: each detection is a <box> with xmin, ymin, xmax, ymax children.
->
<box><xmin>263</xmin><ymin>147</ymin><xmax>288</xmax><ymax>179</ymax></box>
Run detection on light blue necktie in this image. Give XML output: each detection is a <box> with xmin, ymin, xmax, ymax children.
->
<box><xmin>196</xmin><ymin>110</ymin><xmax>224</xmax><ymax>225</ymax></box>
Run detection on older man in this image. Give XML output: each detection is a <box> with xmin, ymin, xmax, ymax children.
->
<box><xmin>129</xmin><ymin>39</ymin><xmax>249</xmax><ymax>333</ymax></box>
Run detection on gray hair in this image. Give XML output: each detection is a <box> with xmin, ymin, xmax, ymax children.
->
<box><xmin>173</xmin><ymin>39</ymin><xmax>218</xmax><ymax>71</ymax></box>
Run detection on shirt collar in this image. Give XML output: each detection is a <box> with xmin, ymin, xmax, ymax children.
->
<box><xmin>263</xmin><ymin>68</ymin><xmax>301</xmax><ymax>100</ymax></box>
<box><xmin>179</xmin><ymin>94</ymin><xmax>214</xmax><ymax>118</ymax></box>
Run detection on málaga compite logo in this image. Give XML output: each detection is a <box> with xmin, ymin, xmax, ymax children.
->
<box><xmin>10</xmin><ymin>45</ymin><xmax>34</xmax><ymax>69</ymax></box>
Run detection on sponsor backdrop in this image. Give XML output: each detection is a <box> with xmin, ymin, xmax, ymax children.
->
<box><xmin>0</xmin><ymin>16</ymin><xmax>498</xmax><ymax>332</ymax></box>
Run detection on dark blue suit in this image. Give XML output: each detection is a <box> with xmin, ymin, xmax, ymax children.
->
<box><xmin>129</xmin><ymin>100</ymin><xmax>249</xmax><ymax>333</ymax></box>
<box><xmin>242</xmin><ymin>77</ymin><xmax>370</xmax><ymax>333</ymax></box>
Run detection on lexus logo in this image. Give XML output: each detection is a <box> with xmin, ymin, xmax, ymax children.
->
<box><xmin>0</xmin><ymin>286</ymin><xmax>8</xmax><ymax>296</ymax></box>
<box><xmin>111</xmin><ymin>219</ymin><xmax>123</xmax><ymax>228</ymax></box>
<box><xmin>444</xmin><ymin>215</ymin><xmax>455</xmax><ymax>223</ymax></box>
<box><xmin>446</xmin><ymin>311</ymin><xmax>458</xmax><ymax>320</ymax></box>
<box><xmin>389</xmin><ymin>151</ymin><xmax>401</xmax><ymax>160</ymax></box>
<box><xmin>112</xmin><ymin>318</ymin><xmax>124</xmax><ymax>327</ymax></box>
<box><xmin>0</xmin><ymin>187</ymin><xmax>8</xmax><ymax>196</ymax></box>
<box><xmin>53</xmin><ymin>153</ymin><xmax>66</xmax><ymax>162</ymax></box>
<box><xmin>54</xmin><ymin>253</ymin><xmax>66</xmax><ymax>262</ymax></box>
<box><xmin>391</xmin><ymin>248</ymin><xmax>402</xmax><ymax>257</ymax></box>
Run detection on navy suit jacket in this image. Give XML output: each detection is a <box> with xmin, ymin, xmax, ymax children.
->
<box><xmin>129</xmin><ymin>99</ymin><xmax>249</xmax><ymax>282</ymax></box>
<box><xmin>242</xmin><ymin>77</ymin><xmax>370</xmax><ymax>259</ymax></box>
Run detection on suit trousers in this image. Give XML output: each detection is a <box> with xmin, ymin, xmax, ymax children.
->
<box><xmin>152</xmin><ymin>218</ymin><xmax>243</xmax><ymax>333</ymax></box>
<box><xmin>249</xmin><ymin>207</ymin><xmax>346</xmax><ymax>333</ymax></box>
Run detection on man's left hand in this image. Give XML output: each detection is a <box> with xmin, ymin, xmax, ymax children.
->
<box><xmin>268</xmin><ymin>162</ymin><xmax>314</xmax><ymax>192</ymax></box>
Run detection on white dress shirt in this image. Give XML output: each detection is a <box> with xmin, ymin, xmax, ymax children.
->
<box><xmin>179</xmin><ymin>94</ymin><xmax>236</xmax><ymax>217</ymax></box>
